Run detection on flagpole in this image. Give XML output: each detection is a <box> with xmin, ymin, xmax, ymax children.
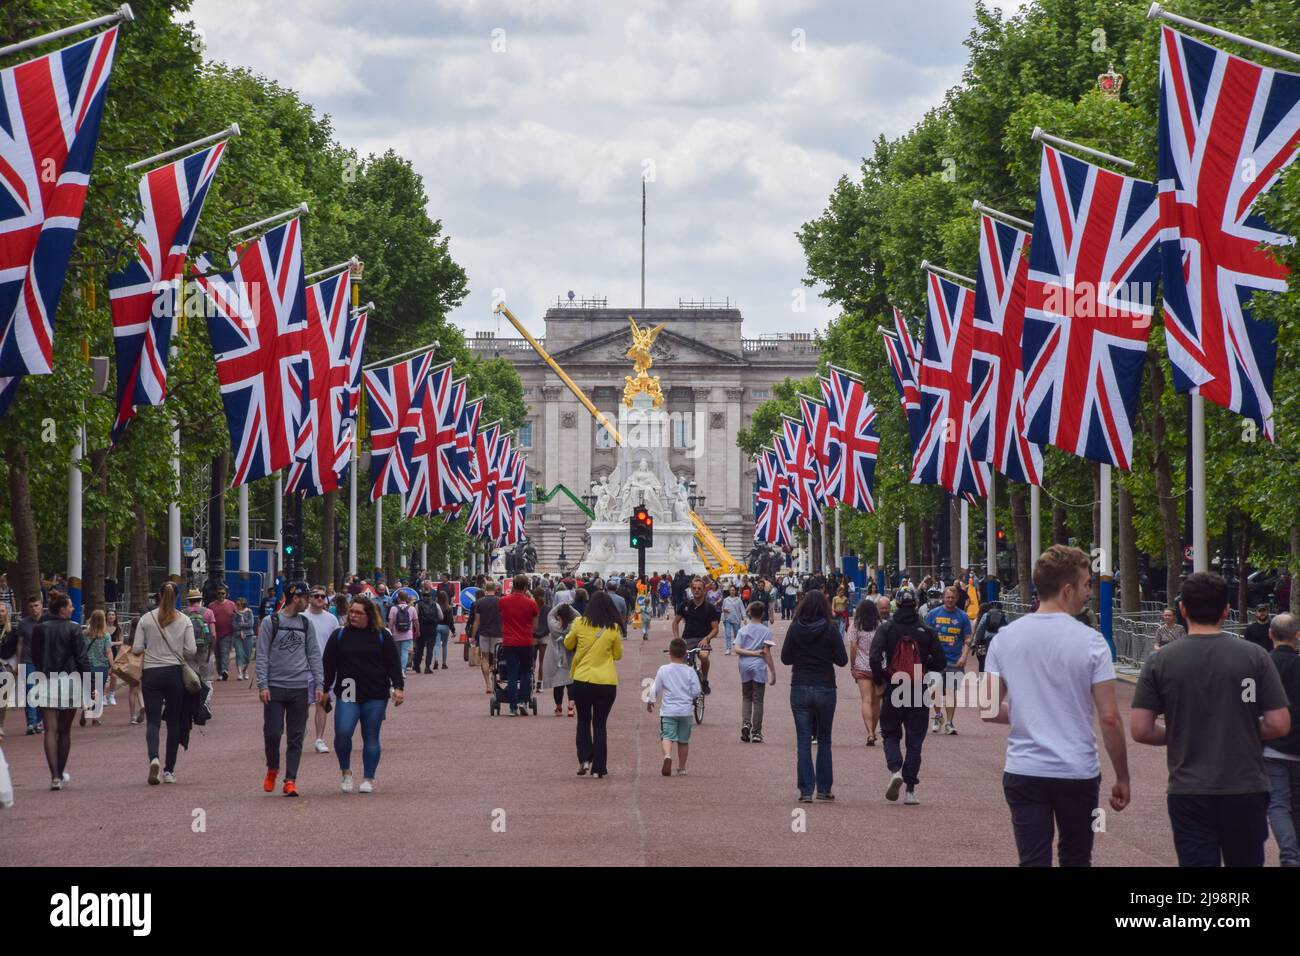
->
<box><xmin>1099</xmin><ymin>463</ymin><xmax>1116</xmax><ymax>659</ymax></box>
<box><xmin>898</xmin><ymin>522</ymin><xmax>907</xmax><ymax>583</ymax></box>
<box><xmin>1029</xmin><ymin>484</ymin><xmax>1041</xmax><ymax>566</ymax></box>
<box><xmin>238</xmin><ymin>483</ymin><xmax>249</xmax><ymax>586</ymax></box>
<box><xmin>920</xmin><ymin>260</ymin><xmax>976</xmax><ymax>287</ymax></box>
<box><xmin>0</xmin><ymin>4</ymin><xmax>133</xmax><ymax>59</ymax></box>
<box><xmin>876</xmin><ymin>540</ymin><xmax>886</xmax><ymax>594</ymax></box>
<box><xmin>229</xmin><ymin>202</ymin><xmax>309</xmax><ymax>240</ymax></box>
<box><xmin>68</xmin><ymin>413</ymin><xmax>84</xmax><ymax>623</ymax></box>
<box><xmin>273</xmin><ymin>474</ymin><xmax>283</xmax><ymax>582</ymax></box>
<box><xmin>1147</xmin><ymin>3</ymin><xmax>1300</xmax><ymax>65</ymax></box>
<box><xmin>972</xmin><ymin>200</ymin><xmax>1033</xmax><ymax>231</ymax></box>
<box><xmin>125</xmin><ymin>123</ymin><xmax>240</xmax><ymax>172</ymax></box>
<box><xmin>348</xmin><ymin>460</ymin><xmax>358</xmax><ymax>578</ymax></box>
<box><xmin>362</xmin><ymin>342</ymin><xmax>442</xmax><ymax>372</ymax></box>
<box><xmin>959</xmin><ymin>498</ymin><xmax>970</xmax><ymax>574</ymax></box>
<box><xmin>1191</xmin><ymin>392</ymin><xmax>1207</xmax><ymax>572</ymax></box>
<box><xmin>375</xmin><ymin>497</ymin><xmax>383</xmax><ymax>583</ymax></box>
<box><xmin>305</xmin><ymin>256</ymin><xmax>359</xmax><ymax>283</ymax></box>
<box><xmin>168</xmin><ymin>277</ymin><xmax>182</xmax><ymax>586</ymax></box>
<box><xmin>1031</xmin><ymin>127</ymin><xmax>1135</xmax><ymax>171</ymax></box>
<box><xmin>833</xmin><ymin>506</ymin><xmax>842</xmax><ymax>575</ymax></box>
<box><xmin>818</xmin><ymin>516</ymin><xmax>827</xmax><ymax>574</ymax></box>
<box><xmin>986</xmin><ymin>474</ymin><xmax>998</xmax><ymax>602</ymax></box>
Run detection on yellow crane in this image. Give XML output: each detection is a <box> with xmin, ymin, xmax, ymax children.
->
<box><xmin>493</xmin><ymin>301</ymin><xmax>747</xmax><ymax>574</ymax></box>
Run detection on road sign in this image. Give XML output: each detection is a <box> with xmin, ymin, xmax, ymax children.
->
<box><xmin>1183</xmin><ymin>544</ymin><xmax>1194</xmax><ymax>563</ymax></box>
<box><xmin>182</xmin><ymin>536</ymin><xmax>195</xmax><ymax>556</ymax></box>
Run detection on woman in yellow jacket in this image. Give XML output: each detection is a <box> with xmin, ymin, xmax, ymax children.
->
<box><xmin>563</xmin><ymin>591</ymin><xmax>624</xmax><ymax>778</ymax></box>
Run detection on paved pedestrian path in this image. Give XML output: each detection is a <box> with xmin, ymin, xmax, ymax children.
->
<box><xmin>1</xmin><ymin>617</ymin><xmax>1255</xmax><ymax>867</ymax></box>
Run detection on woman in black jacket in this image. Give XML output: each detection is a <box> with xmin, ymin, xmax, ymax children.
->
<box><xmin>780</xmin><ymin>589</ymin><xmax>848</xmax><ymax>802</ymax></box>
<box><xmin>33</xmin><ymin>593</ymin><xmax>91</xmax><ymax>790</ymax></box>
<box><xmin>322</xmin><ymin>598</ymin><xmax>404</xmax><ymax>794</ymax></box>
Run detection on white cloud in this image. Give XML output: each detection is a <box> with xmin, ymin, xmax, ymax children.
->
<box><xmin>188</xmin><ymin>0</ymin><xmax>994</xmax><ymax>336</ymax></box>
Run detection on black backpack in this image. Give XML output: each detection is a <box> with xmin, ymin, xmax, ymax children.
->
<box><xmin>394</xmin><ymin>605</ymin><xmax>413</xmax><ymax>634</ymax></box>
<box><xmin>417</xmin><ymin>598</ymin><xmax>441</xmax><ymax>629</ymax></box>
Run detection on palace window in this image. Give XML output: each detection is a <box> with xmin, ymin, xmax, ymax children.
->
<box><xmin>752</xmin><ymin>388</ymin><xmax>770</xmax><ymax>399</ymax></box>
<box><xmin>596</xmin><ymin>424</ymin><xmax>616</xmax><ymax>448</ymax></box>
<box><xmin>672</xmin><ymin>418</ymin><xmax>693</xmax><ymax>448</ymax></box>
<box><xmin>518</xmin><ymin>421</ymin><xmax>534</xmax><ymax>448</ymax></box>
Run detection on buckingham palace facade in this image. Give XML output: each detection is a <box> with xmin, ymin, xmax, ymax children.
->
<box><xmin>468</xmin><ymin>300</ymin><xmax>820</xmax><ymax>570</ymax></box>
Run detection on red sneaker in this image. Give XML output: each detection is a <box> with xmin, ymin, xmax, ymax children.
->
<box><xmin>262</xmin><ymin>769</ymin><xmax>278</xmax><ymax>793</ymax></box>
<box><xmin>283</xmin><ymin>780</ymin><xmax>299</xmax><ymax>798</ymax></box>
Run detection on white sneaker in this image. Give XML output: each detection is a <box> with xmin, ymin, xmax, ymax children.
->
<box><xmin>148</xmin><ymin>758</ymin><xmax>160</xmax><ymax>786</ymax></box>
<box><xmin>931</xmin><ymin>714</ymin><xmax>942</xmax><ymax>733</ymax></box>
<box><xmin>162</xmin><ymin>771</ymin><xmax>177</xmax><ymax>784</ymax></box>
<box><xmin>50</xmin><ymin>778</ymin><xmax>62</xmax><ymax>791</ymax></box>
<box><xmin>107</xmin><ymin>693</ymin><xmax>117</xmax><ymax>706</ymax></box>
<box><xmin>943</xmin><ymin>722</ymin><xmax>958</xmax><ymax>736</ymax></box>
<box><xmin>885</xmin><ymin>771</ymin><xmax>904</xmax><ymax>802</ymax></box>
<box><xmin>358</xmin><ymin>780</ymin><xmax>374</xmax><ymax>793</ymax></box>
<box><xmin>903</xmin><ymin>790</ymin><xmax>921</xmax><ymax>805</ymax></box>
<box><xmin>314</xmin><ymin>739</ymin><xmax>330</xmax><ymax>754</ymax></box>
<box><xmin>61</xmin><ymin>771</ymin><xmax>70</xmax><ymax>783</ymax></box>
<box><xmin>340</xmin><ymin>774</ymin><xmax>354</xmax><ymax>794</ymax></box>
<box><xmin>675</xmin><ymin>768</ymin><xmax>688</xmax><ymax>776</ymax></box>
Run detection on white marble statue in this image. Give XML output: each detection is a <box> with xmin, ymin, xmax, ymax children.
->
<box><xmin>620</xmin><ymin>459</ymin><xmax>662</xmax><ymax>517</ymax></box>
<box><xmin>670</xmin><ymin>473</ymin><xmax>692</xmax><ymax>523</ymax></box>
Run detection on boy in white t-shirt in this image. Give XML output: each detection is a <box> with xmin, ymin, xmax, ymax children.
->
<box><xmin>648</xmin><ymin>637</ymin><xmax>702</xmax><ymax>777</ymax></box>
<box><xmin>734</xmin><ymin>602</ymin><xmax>776</xmax><ymax>742</ymax></box>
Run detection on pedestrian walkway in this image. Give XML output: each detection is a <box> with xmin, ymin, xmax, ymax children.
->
<box><xmin>0</xmin><ymin>619</ymin><xmax>1251</xmax><ymax>866</ymax></box>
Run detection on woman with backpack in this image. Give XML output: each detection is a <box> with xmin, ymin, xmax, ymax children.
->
<box><xmin>387</xmin><ymin>592</ymin><xmax>419</xmax><ymax>674</ymax></box>
<box><xmin>131</xmin><ymin>582</ymin><xmax>198</xmax><ymax>785</ymax></box>
<box><xmin>322</xmin><ymin>597</ymin><xmax>404</xmax><ymax>794</ymax></box>
<box><xmin>972</xmin><ymin>602</ymin><xmax>1005</xmax><ymax>672</ymax></box>
<box><xmin>433</xmin><ymin>591</ymin><xmax>454</xmax><ymax>670</ymax></box>
<box><xmin>847</xmin><ymin>599</ymin><xmax>883</xmax><ymax>746</ymax></box>
<box><xmin>780</xmin><ymin>589</ymin><xmax>848</xmax><ymax>802</ymax></box>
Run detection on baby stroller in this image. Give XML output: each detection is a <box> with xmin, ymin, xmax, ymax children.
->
<box><xmin>489</xmin><ymin>645</ymin><xmax>539</xmax><ymax>716</ymax></box>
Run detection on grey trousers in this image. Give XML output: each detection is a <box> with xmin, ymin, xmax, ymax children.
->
<box><xmin>741</xmin><ymin>680</ymin><xmax>766</xmax><ymax>734</ymax></box>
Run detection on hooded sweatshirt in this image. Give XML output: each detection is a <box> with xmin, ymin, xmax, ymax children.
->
<box><xmin>780</xmin><ymin>613</ymin><xmax>847</xmax><ymax>687</ymax></box>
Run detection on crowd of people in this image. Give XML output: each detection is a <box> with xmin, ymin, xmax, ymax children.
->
<box><xmin>1</xmin><ymin>554</ymin><xmax>1297</xmax><ymax>871</ymax></box>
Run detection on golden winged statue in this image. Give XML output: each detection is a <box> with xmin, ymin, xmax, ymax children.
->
<box><xmin>623</xmin><ymin>316</ymin><xmax>666</xmax><ymax>407</ymax></box>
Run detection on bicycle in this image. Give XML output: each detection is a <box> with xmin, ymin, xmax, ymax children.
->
<box><xmin>663</xmin><ymin>646</ymin><xmax>706</xmax><ymax>724</ymax></box>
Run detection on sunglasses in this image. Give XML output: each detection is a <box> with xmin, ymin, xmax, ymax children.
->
<box><xmin>311</xmin><ymin>592</ymin><xmax>327</xmax><ymax>599</ymax></box>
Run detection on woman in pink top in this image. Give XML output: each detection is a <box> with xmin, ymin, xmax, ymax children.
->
<box><xmin>847</xmin><ymin>599</ymin><xmax>883</xmax><ymax>746</ymax></box>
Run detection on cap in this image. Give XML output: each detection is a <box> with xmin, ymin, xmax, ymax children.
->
<box><xmin>284</xmin><ymin>581</ymin><xmax>312</xmax><ymax>600</ymax></box>
<box><xmin>895</xmin><ymin>587</ymin><xmax>918</xmax><ymax>608</ymax></box>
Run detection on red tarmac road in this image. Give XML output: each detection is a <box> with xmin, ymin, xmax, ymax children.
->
<box><xmin>1</xmin><ymin>617</ymin><xmax>1266</xmax><ymax>867</ymax></box>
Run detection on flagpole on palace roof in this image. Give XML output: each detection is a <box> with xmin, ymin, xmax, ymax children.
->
<box><xmin>1031</xmin><ymin>128</ymin><xmax>1135</xmax><ymax>171</ymax></box>
<box><xmin>920</xmin><ymin>260</ymin><xmax>976</xmax><ymax>287</ymax></box>
<box><xmin>1147</xmin><ymin>3</ymin><xmax>1300</xmax><ymax>65</ymax></box>
<box><xmin>0</xmin><ymin>4</ymin><xmax>133</xmax><ymax>59</ymax></box>
<box><xmin>972</xmin><ymin>200</ymin><xmax>1033</xmax><ymax>232</ymax></box>
<box><xmin>126</xmin><ymin>124</ymin><xmax>240</xmax><ymax>173</ymax></box>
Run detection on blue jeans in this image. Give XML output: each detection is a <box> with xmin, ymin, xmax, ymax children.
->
<box><xmin>723</xmin><ymin>620</ymin><xmax>739</xmax><ymax>652</ymax></box>
<box><xmin>434</xmin><ymin>625</ymin><xmax>450</xmax><ymax>664</ymax></box>
<box><xmin>790</xmin><ymin>685</ymin><xmax>836</xmax><ymax>797</ymax></box>
<box><xmin>25</xmin><ymin>670</ymin><xmax>41</xmax><ymax>729</ymax></box>
<box><xmin>234</xmin><ymin>633</ymin><xmax>254</xmax><ymax>668</ymax></box>
<box><xmin>502</xmin><ymin>645</ymin><xmax>533</xmax><ymax>711</ymax></box>
<box><xmin>334</xmin><ymin>698</ymin><xmax>387</xmax><ymax>779</ymax></box>
<box><xmin>1266</xmin><ymin>758</ymin><xmax>1300</xmax><ymax>867</ymax></box>
<box><xmin>397</xmin><ymin>640</ymin><xmax>411</xmax><ymax>670</ymax></box>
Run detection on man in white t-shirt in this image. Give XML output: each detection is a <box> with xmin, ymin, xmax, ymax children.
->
<box><xmin>305</xmin><ymin>586</ymin><xmax>341</xmax><ymax>755</ymax></box>
<box><xmin>981</xmin><ymin>545</ymin><xmax>1130</xmax><ymax>867</ymax></box>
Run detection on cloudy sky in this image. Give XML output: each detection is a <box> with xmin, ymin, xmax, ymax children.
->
<box><xmin>188</xmin><ymin>0</ymin><xmax>1026</xmax><ymax>338</ymax></box>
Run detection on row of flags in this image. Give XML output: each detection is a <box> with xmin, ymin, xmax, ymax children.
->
<box><xmin>753</xmin><ymin>367</ymin><xmax>879</xmax><ymax>546</ymax></box>
<box><xmin>876</xmin><ymin>25</ymin><xmax>1297</xmax><ymax>503</ymax></box>
<box><xmin>0</xmin><ymin>20</ymin><xmax>526</xmax><ymax>545</ymax></box>
<box><xmin>362</xmin><ymin>354</ymin><xmax>528</xmax><ymax>546</ymax></box>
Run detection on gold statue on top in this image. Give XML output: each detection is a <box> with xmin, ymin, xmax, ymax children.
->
<box><xmin>623</xmin><ymin>316</ymin><xmax>666</xmax><ymax>407</ymax></box>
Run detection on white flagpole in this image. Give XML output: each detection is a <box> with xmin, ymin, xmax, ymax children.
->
<box><xmin>898</xmin><ymin>522</ymin><xmax>907</xmax><ymax>581</ymax></box>
<box><xmin>986</xmin><ymin>473</ymin><xmax>997</xmax><ymax>595</ymax></box>
<box><xmin>1192</xmin><ymin>392</ymin><xmax>1207</xmax><ymax>572</ymax></box>
<box><xmin>68</xmin><ymin>418</ymin><xmax>84</xmax><ymax>622</ymax></box>
<box><xmin>960</xmin><ymin>498</ymin><xmax>970</xmax><ymax>573</ymax></box>
<box><xmin>229</xmin><ymin>202</ymin><xmax>309</xmax><ymax>240</ymax></box>
<box><xmin>1147</xmin><ymin>3</ymin><xmax>1300</xmax><ymax>65</ymax></box>
<box><xmin>1100</xmin><ymin>463</ymin><xmax>1116</xmax><ymax>657</ymax></box>
<box><xmin>818</xmin><ymin>516</ymin><xmax>827</xmax><ymax>573</ymax></box>
<box><xmin>375</xmin><ymin>497</ymin><xmax>384</xmax><ymax>581</ymax></box>
<box><xmin>238</xmin><ymin>483</ymin><xmax>249</xmax><ymax>579</ymax></box>
<box><xmin>0</xmin><ymin>5</ymin><xmax>133</xmax><ymax>59</ymax></box>
<box><xmin>1030</xmin><ymin>484</ymin><xmax>1042</xmax><ymax>565</ymax></box>
<box><xmin>833</xmin><ymin>506</ymin><xmax>842</xmax><ymax>574</ymax></box>
<box><xmin>348</xmin><ymin>458</ymin><xmax>358</xmax><ymax>578</ymax></box>
<box><xmin>1031</xmin><ymin>127</ymin><xmax>1135</xmax><ymax>170</ymax></box>
<box><xmin>125</xmin><ymin>123</ymin><xmax>240</xmax><ymax>172</ymax></box>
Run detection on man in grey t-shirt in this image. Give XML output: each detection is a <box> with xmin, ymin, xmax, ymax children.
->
<box><xmin>256</xmin><ymin>582</ymin><xmax>325</xmax><ymax>797</ymax></box>
<box><xmin>471</xmin><ymin>580</ymin><xmax>502</xmax><ymax>695</ymax></box>
<box><xmin>1132</xmin><ymin>572</ymin><xmax>1291</xmax><ymax>867</ymax></box>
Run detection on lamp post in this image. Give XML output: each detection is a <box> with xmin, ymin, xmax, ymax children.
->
<box><xmin>558</xmin><ymin>524</ymin><xmax>568</xmax><ymax>574</ymax></box>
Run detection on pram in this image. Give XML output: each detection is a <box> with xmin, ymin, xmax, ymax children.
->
<box><xmin>489</xmin><ymin>645</ymin><xmax>539</xmax><ymax>716</ymax></box>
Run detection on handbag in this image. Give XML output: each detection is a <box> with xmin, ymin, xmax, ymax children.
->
<box><xmin>110</xmin><ymin>645</ymin><xmax>142</xmax><ymax>687</ymax></box>
<box><xmin>469</xmin><ymin>644</ymin><xmax>481</xmax><ymax>667</ymax></box>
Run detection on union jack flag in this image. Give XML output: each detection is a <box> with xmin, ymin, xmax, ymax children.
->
<box><xmin>753</xmin><ymin>448</ymin><xmax>792</xmax><ymax>548</ymax></box>
<box><xmin>286</xmin><ymin>269</ymin><xmax>356</xmax><ymax>496</ymax></box>
<box><xmin>797</xmin><ymin>391</ymin><xmax>832</xmax><ymax>503</ymax></box>
<box><xmin>882</xmin><ymin>307</ymin><xmax>925</xmax><ymax>455</ymax></box>
<box><xmin>0</xmin><ymin>28</ymin><xmax>119</xmax><ymax>381</ymax></box>
<box><xmin>1022</xmin><ymin>145</ymin><xmax>1160</xmax><ymax>470</ymax></box>
<box><xmin>361</xmin><ymin>352</ymin><xmax>437</xmax><ymax>501</ymax></box>
<box><xmin>450</xmin><ymin>389</ymin><xmax>483</xmax><ymax>515</ymax></box>
<box><xmin>819</xmin><ymin>366</ymin><xmax>879</xmax><ymax>513</ymax></box>
<box><xmin>773</xmin><ymin>428</ymin><xmax>811</xmax><ymax>531</ymax></box>
<box><xmin>781</xmin><ymin>415</ymin><xmax>826</xmax><ymax>526</ymax></box>
<box><xmin>498</xmin><ymin>451</ymin><xmax>529</xmax><ymax>546</ymax></box>
<box><xmin>337</xmin><ymin>305</ymin><xmax>369</xmax><ymax>471</ymax></box>
<box><xmin>405</xmin><ymin>362</ymin><xmax>465</xmax><ymax>518</ymax></box>
<box><xmin>465</xmin><ymin>420</ymin><xmax>502</xmax><ymax>540</ymax></box>
<box><xmin>1157</xmin><ymin>26</ymin><xmax>1299</xmax><ymax>441</ymax></box>
<box><xmin>916</xmin><ymin>272</ymin><xmax>989</xmax><ymax>497</ymax></box>
<box><xmin>108</xmin><ymin>142</ymin><xmax>227</xmax><ymax>444</ymax></box>
<box><xmin>970</xmin><ymin>214</ymin><xmax>1043</xmax><ymax>485</ymax></box>
<box><xmin>194</xmin><ymin>219</ymin><xmax>310</xmax><ymax>488</ymax></box>
<box><xmin>488</xmin><ymin>435</ymin><xmax>515</xmax><ymax>543</ymax></box>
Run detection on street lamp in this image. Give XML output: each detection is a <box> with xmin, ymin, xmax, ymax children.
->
<box><xmin>687</xmin><ymin>480</ymin><xmax>707</xmax><ymax>512</ymax></box>
<box><xmin>558</xmin><ymin>524</ymin><xmax>568</xmax><ymax>574</ymax></box>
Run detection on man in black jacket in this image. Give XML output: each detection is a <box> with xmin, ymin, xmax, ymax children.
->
<box><xmin>1267</xmin><ymin>613</ymin><xmax>1300</xmax><ymax>867</ymax></box>
<box><xmin>413</xmin><ymin>585</ymin><xmax>442</xmax><ymax>673</ymax></box>
<box><xmin>869</xmin><ymin>587</ymin><xmax>948</xmax><ymax>805</ymax></box>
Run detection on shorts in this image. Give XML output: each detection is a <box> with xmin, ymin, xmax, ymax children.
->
<box><xmin>478</xmin><ymin>634</ymin><xmax>501</xmax><ymax>656</ymax></box>
<box><xmin>851</xmin><ymin>669</ymin><xmax>873</xmax><ymax>682</ymax></box>
<box><xmin>683</xmin><ymin>637</ymin><xmax>709</xmax><ymax>652</ymax></box>
<box><xmin>660</xmin><ymin>715</ymin><xmax>693</xmax><ymax>743</ymax></box>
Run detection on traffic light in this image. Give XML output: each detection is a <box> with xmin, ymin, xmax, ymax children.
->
<box><xmin>283</xmin><ymin>521</ymin><xmax>298</xmax><ymax>559</ymax></box>
<box><xmin>629</xmin><ymin>505</ymin><xmax>653</xmax><ymax>549</ymax></box>
<box><xmin>996</xmin><ymin>528</ymin><xmax>1008</xmax><ymax>552</ymax></box>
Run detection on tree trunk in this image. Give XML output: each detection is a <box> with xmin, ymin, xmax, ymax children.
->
<box><xmin>320</xmin><ymin>489</ymin><xmax>337</xmax><ymax>590</ymax></box>
<box><xmin>1146</xmin><ymin>354</ymin><xmax>1183</xmax><ymax>605</ymax></box>
<box><xmin>1010</xmin><ymin>485</ymin><xmax>1031</xmax><ymax>593</ymax></box>
<box><xmin>1290</xmin><ymin>526</ymin><xmax>1300</xmax><ymax>617</ymax></box>
<box><xmin>130</xmin><ymin>500</ymin><xmax>150</xmax><ymax>614</ymax></box>
<box><xmin>919</xmin><ymin>518</ymin><xmax>931</xmax><ymax>577</ymax></box>
<box><xmin>1118</xmin><ymin>485</ymin><xmax>1139</xmax><ymax>613</ymax></box>
<box><xmin>1052</xmin><ymin>503</ymin><xmax>1068</xmax><ymax>546</ymax></box>
<box><xmin>1091</xmin><ymin>462</ymin><xmax>1101</xmax><ymax>612</ymax></box>
<box><xmin>1237</xmin><ymin>516</ymin><xmax>1251</xmax><ymax>615</ymax></box>
<box><xmin>6</xmin><ymin>442</ymin><xmax>41</xmax><ymax>604</ymax></box>
<box><xmin>85</xmin><ymin>447</ymin><xmax>108</xmax><ymax>614</ymax></box>
<box><xmin>208</xmin><ymin>452</ymin><xmax>228</xmax><ymax>589</ymax></box>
